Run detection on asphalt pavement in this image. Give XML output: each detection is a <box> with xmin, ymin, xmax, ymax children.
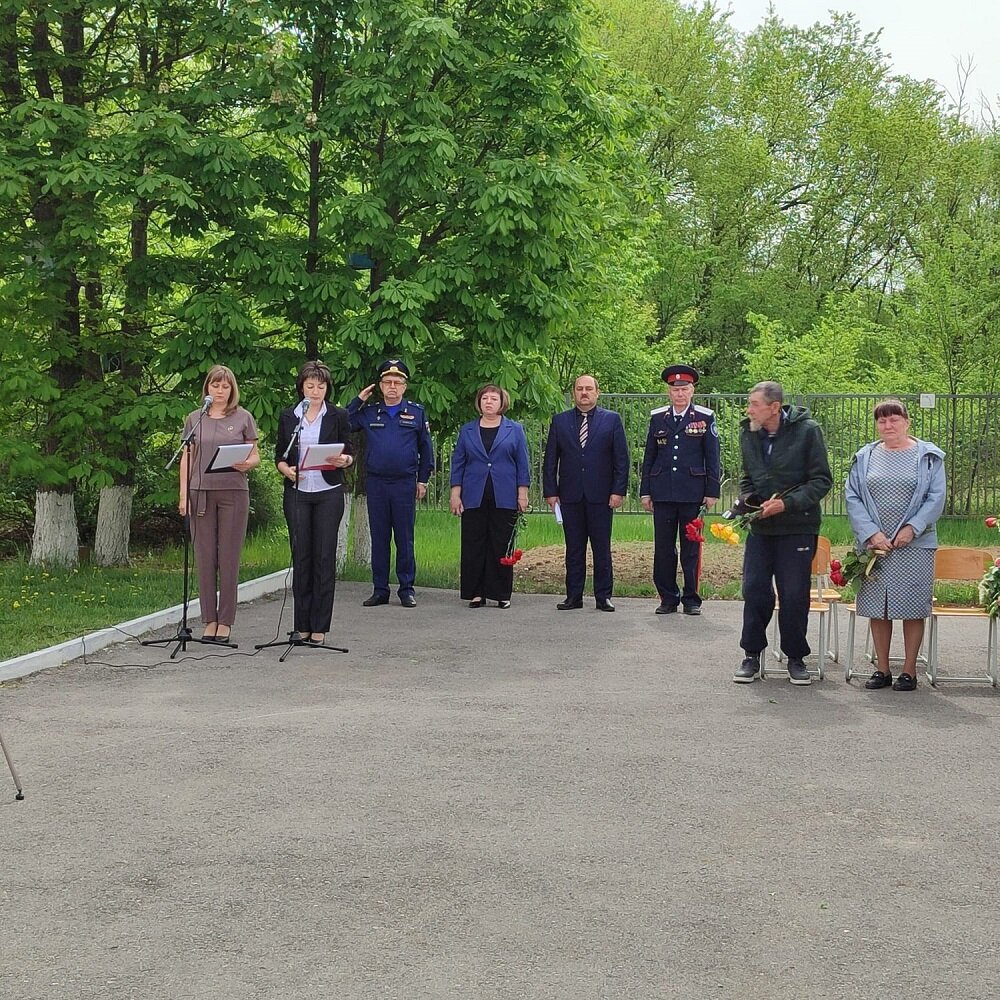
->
<box><xmin>1</xmin><ymin>582</ymin><xmax>998</xmax><ymax>999</ymax></box>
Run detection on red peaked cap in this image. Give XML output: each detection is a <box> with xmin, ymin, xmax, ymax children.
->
<box><xmin>662</xmin><ymin>364</ymin><xmax>699</xmax><ymax>386</ymax></box>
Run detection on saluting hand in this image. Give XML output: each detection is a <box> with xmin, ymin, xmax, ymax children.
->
<box><xmin>358</xmin><ymin>383</ymin><xmax>376</xmax><ymax>402</ymax></box>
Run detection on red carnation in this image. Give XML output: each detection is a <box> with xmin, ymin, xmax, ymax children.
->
<box><xmin>830</xmin><ymin>559</ymin><xmax>841</xmax><ymax>571</ymax></box>
<box><xmin>987</xmin><ymin>517</ymin><xmax>998</xmax><ymax>528</ymax></box>
<box><xmin>514</xmin><ymin>549</ymin><xmax>524</xmax><ymax>560</ymax></box>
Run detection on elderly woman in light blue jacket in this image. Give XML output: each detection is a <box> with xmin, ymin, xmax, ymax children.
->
<box><xmin>845</xmin><ymin>399</ymin><xmax>946</xmax><ymax>692</ymax></box>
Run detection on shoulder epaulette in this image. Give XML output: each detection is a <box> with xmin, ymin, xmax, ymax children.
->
<box><xmin>693</xmin><ymin>404</ymin><xmax>715</xmax><ymax>416</ymax></box>
<box><xmin>650</xmin><ymin>405</ymin><xmax>670</xmax><ymax>416</ymax></box>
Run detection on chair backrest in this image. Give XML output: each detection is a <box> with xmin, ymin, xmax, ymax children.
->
<box><xmin>933</xmin><ymin>547</ymin><xmax>991</xmax><ymax>582</ymax></box>
<box><xmin>813</xmin><ymin>536</ymin><xmax>831</xmax><ymax>575</ymax></box>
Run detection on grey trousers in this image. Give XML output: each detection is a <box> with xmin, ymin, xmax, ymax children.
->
<box><xmin>190</xmin><ymin>489</ymin><xmax>250</xmax><ymax>626</ymax></box>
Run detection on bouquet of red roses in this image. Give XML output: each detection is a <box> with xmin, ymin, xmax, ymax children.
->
<box><xmin>499</xmin><ymin>510</ymin><xmax>528</xmax><ymax>567</ymax></box>
<box><xmin>829</xmin><ymin>548</ymin><xmax>886</xmax><ymax>588</ymax></box>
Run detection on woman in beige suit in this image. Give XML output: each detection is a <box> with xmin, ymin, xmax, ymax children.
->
<box><xmin>179</xmin><ymin>365</ymin><xmax>260</xmax><ymax>641</ymax></box>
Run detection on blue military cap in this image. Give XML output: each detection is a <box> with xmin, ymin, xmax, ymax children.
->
<box><xmin>378</xmin><ymin>359</ymin><xmax>410</xmax><ymax>380</ymax></box>
<box><xmin>662</xmin><ymin>364</ymin><xmax>699</xmax><ymax>386</ymax></box>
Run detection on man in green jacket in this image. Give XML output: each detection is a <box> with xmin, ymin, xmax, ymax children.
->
<box><xmin>732</xmin><ymin>381</ymin><xmax>833</xmax><ymax>685</ymax></box>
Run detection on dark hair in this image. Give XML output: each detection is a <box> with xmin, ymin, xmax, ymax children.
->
<box><xmin>873</xmin><ymin>398</ymin><xmax>909</xmax><ymax>420</ymax></box>
<box><xmin>475</xmin><ymin>383</ymin><xmax>510</xmax><ymax>415</ymax></box>
<box><xmin>296</xmin><ymin>361</ymin><xmax>332</xmax><ymax>401</ymax></box>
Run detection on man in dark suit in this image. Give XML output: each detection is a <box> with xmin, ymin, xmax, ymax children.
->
<box><xmin>543</xmin><ymin>374</ymin><xmax>630</xmax><ymax>611</ymax></box>
<box><xmin>640</xmin><ymin>364</ymin><xmax>721</xmax><ymax>616</ymax></box>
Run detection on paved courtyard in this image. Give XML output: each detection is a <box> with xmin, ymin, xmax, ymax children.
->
<box><xmin>1</xmin><ymin>582</ymin><xmax>998</xmax><ymax>999</ymax></box>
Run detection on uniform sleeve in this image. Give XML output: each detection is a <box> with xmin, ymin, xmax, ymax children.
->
<box><xmin>639</xmin><ymin>420</ymin><xmax>656</xmax><ymax>496</ymax></box>
<box><xmin>417</xmin><ymin>411</ymin><xmax>434</xmax><ymax>483</ymax></box>
<box><xmin>346</xmin><ymin>396</ymin><xmax>366</xmax><ymax>431</ymax></box>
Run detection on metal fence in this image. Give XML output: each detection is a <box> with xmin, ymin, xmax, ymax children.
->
<box><xmin>425</xmin><ymin>393</ymin><xmax>1000</xmax><ymax>518</ymax></box>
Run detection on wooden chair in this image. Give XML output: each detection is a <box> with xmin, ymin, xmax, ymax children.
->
<box><xmin>925</xmin><ymin>547</ymin><xmax>997</xmax><ymax>687</ymax></box>
<box><xmin>765</xmin><ymin>536</ymin><xmax>839</xmax><ymax>680</ymax></box>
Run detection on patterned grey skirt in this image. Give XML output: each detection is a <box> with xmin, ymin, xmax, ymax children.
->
<box><xmin>855</xmin><ymin>546</ymin><xmax>935</xmax><ymax>620</ymax></box>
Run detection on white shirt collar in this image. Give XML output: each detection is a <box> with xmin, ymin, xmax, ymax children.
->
<box><xmin>295</xmin><ymin>400</ymin><xmax>327</xmax><ymax>421</ymax></box>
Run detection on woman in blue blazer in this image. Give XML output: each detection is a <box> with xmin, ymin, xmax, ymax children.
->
<box><xmin>449</xmin><ymin>384</ymin><xmax>531</xmax><ymax>608</ymax></box>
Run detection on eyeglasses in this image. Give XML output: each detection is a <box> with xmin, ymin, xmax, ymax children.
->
<box><xmin>380</xmin><ymin>378</ymin><xmax>406</xmax><ymax>387</ymax></box>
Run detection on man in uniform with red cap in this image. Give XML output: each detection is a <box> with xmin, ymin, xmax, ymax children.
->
<box><xmin>640</xmin><ymin>364</ymin><xmax>721</xmax><ymax>615</ymax></box>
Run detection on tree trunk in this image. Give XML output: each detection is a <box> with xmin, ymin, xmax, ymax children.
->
<box><xmin>337</xmin><ymin>493</ymin><xmax>352</xmax><ymax>571</ymax></box>
<box><xmin>31</xmin><ymin>490</ymin><xmax>79</xmax><ymax>567</ymax></box>
<box><xmin>93</xmin><ymin>485</ymin><xmax>134</xmax><ymax>566</ymax></box>
<box><xmin>351</xmin><ymin>493</ymin><xmax>371</xmax><ymax>567</ymax></box>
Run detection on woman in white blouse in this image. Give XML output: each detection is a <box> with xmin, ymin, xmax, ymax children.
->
<box><xmin>274</xmin><ymin>361</ymin><xmax>355</xmax><ymax>645</ymax></box>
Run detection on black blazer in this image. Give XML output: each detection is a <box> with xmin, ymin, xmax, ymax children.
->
<box><xmin>542</xmin><ymin>406</ymin><xmax>630</xmax><ymax>503</ymax></box>
<box><xmin>274</xmin><ymin>405</ymin><xmax>353</xmax><ymax>489</ymax></box>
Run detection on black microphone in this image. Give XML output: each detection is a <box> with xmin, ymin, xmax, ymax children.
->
<box><xmin>201</xmin><ymin>394</ymin><xmax>212</xmax><ymax>414</ymax></box>
<box><xmin>282</xmin><ymin>401</ymin><xmax>307</xmax><ymax>460</ymax></box>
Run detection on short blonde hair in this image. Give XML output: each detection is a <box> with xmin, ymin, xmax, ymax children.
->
<box><xmin>202</xmin><ymin>364</ymin><xmax>240</xmax><ymax>415</ymax></box>
<box><xmin>475</xmin><ymin>383</ymin><xmax>510</xmax><ymax>415</ymax></box>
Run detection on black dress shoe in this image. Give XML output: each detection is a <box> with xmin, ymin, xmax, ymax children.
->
<box><xmin>497</xmin><ymin>600</ymin><xmax>511</xmax><ymax>609</ymax></box>
<box><xmin>468</xmin><ymin>598</ymin><xmax>486</xmax><ymax>608</ymax></box>
<box><xmin>596</xmin><ymin>599</ymin><xmax>615</xmax><ymax>612</ymax></box>
<box><xmin>399</xmin><ymin>594</ymin><xmax>417</xmax><ymax>608</ymax></box>
<box><xmin>362</xmin><ymin>594</ymin><xmax>390</xmax><ymax>607</ymax></box>
<box><xmin>556</xmin><ymin>598</ymin><xmax>583</xmax><ymax>610</ymax></box>
<box><xmin>655</xmin><ymin>603</ymin><xmax>677</xmax><ymax>615</ymax></box>
<box><xmin>682</xmin><ymin>606</ymin><xmax>702</xmax><ymax>616</ymax></box>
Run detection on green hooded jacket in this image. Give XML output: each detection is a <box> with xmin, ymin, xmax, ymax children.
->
<box><xmin>738</xmin><ymin>405</ymin><xmax>833</xmax><ymax>535</ymax></box>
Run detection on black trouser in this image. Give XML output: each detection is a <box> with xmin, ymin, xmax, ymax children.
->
<box><xmin>283</xmin><ymin>487</ymin><xmax>345</xmax><ymax>633</ymax></box>
<box><xmin>561</xmin><ymin>500</ymin><xmax>614</xmax><ymax>601</ymax></box>
<box><xmin>460</xmin><ymin>498</ymin><xmax>517</xmax><ymax>601</ymax></box>
<box><xmin>652</xmin><ymin>500</ymin><xmax>703</xmax><ymax>609</ymax></box>
<box><xmin>740</xmin><ymin>532</ymin><xmax>817</xmax><ymax>659</ymax></box>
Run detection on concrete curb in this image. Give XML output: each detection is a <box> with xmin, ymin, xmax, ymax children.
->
<box><xmin>0</xmin><ymin>567</ymin><xmax>291</xmax><ymax>683</ymax></box>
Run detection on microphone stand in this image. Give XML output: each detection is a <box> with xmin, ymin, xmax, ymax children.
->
<box><xmin>143</xmin><ymin>404</ymin><xmax>236</xmax><ymax>657</ymax></box>
<box><xmin>0</xmin><ymin>728</ymin><xmax>24</xmax><ymax>800</ymax></box>
<box><xmin>257</xmin><ymin>402</ymin><xmax>348</xmax><ymax>661</ymax></box>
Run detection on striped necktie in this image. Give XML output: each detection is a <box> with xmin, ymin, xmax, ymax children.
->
<box><xmin>579</xmin><ymin>413</ymin><xmax>588</xmax><ymax>450</ymax></box>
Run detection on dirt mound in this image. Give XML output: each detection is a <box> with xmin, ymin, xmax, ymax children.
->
<box><xmin>515</xmin><ymin>541</ymin><xmax>746</xmax><ymax>594</ymax></box>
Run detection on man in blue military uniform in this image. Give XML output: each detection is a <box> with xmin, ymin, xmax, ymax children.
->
<box><xmin>347</xmin><ymin>360</ymin><xmax>434</xmax><ymax>607</ymax></box>
<box><xmin>640</xmin><ymin>364</ymin><xmax>721</xmax><ymax>616</ymax></box>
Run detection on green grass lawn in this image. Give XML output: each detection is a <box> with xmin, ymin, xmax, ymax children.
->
<box><xmin>1</xmin><ymin>511</ymin><xmax>995</xmax><ymax>662</ymax></box>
